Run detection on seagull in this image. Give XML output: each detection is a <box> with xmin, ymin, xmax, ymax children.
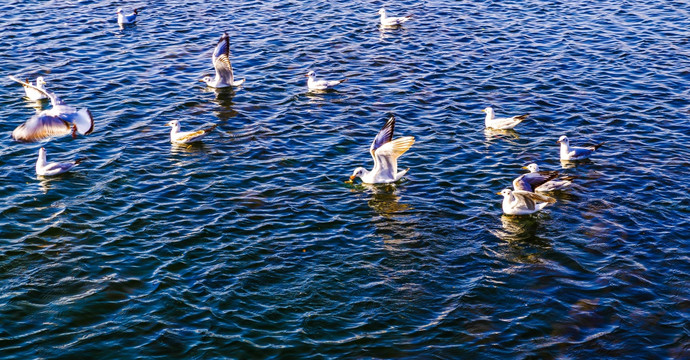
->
<box><xmin>36</xmin><ymin>147</ymin><xmax>82</xmax><ymax>177</ymax></box>
<box><xmin>165</xmin><ymin>120</ymin><xmax>216</xmax><ymax>144</ymax></box>
<box><xmin>378</xmin><ymin>8</ymin><xmax>412</xmax><ymax>27</ymax></box>
<box><xmin>305</xmin><ymin>71</ymin><xmax>347</xmax><ymax>92</ymax></box>
<box><xmin>512</xmin><ymin>167</ymin><xmax>560</xmax><ymax>192</ymax></box>
<box><xmin>482</xmin><ymin>107</ymin><xmax>528</xmax><ymax>130</ymax></box>
<box><xmin>558</xmin><ymin>135</ymin><xmax>604</xmax><ymax>161</ymax></box>
<box><xmin>200</xmin><ymin>32</ymin><xmax>245</xmax><ymax>88</ymax></box>
<box><xmin>523</xmin><ymin>163</ymin><xmax>575</xmax><ymax>192</ymax></box>
<box><xmin>9</xmin><ymin>76</ymin><xmax>94</xmax><ymax>142</ymax></box>
<box><xmin>117</xmin><ymin>8</ymin><xmax>138</xmax><ymax>25</ymax></box>
<box><xmin>10</xmin><ymin>76</ymin><xmax>48</xmax><ymax>100</ymax></box>
<box><xmin>349</xmin><ymin>115</ymin><xmax>415</xmax><ymax>184</ymax></box>
<box><xmin>498</xmin><ymin>188</ymin><xmax>556</xmax><ymax>215</ymax></box>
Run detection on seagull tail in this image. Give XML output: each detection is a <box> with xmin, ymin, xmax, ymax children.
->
<box><xmin>203</xmin><ymin>124</ymin><xmax>218</xmax><ymax>134</ymax></box>
<box><xmin>592</xmin><ymin>142</ymin><xmax>605</xmax><ymax>151</ymax></box>
<box><xmin>74</xmin><ymin>157</ymin><xmax>87</xmax><ymax>166</ymax></box>
<box><xmin>514</xmin><ymin>114</ymin><xmax>529</xmax><ymax>122</ymax></box>
<box><xmin>338</xmin><ymin>78</ymin><xmax>348</xmax><ymax>84</ymax></box>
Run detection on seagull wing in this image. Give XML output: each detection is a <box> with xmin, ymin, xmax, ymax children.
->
<box><xmin>176</xmin><ymin>125</ymin><xmax>217</xmax><ymax>143</ymax></box>
<box><xmin>370</xmin><ymin>115</ymin><xmax>395</xmax><ymax>162</ymax></box>
<box><xmin>513</xmin><ymin>190</ymin><xmax>556</xmax><ymax>204</ymax></box>
<box><xmin>212</xmin><ymin>33</ymin><xmax>234</xmax><ymax>85</ymax></box>
<box><xmin>513</xmin><ymin>171</ymin><xmax>559</xmax><ymax>192</ymax></box>
<box><xmin>43</xmin><ymin>162</ymin><xmax>76</xmax><ymax>175</ymax></box>
<box><xmin>12</xmin><ymin>114</ymin><xmax>72</xmax><ymax>142</ymax></box>
<box><xmin>374</xmin><ymin>136</ymin><xmax>415</xmax><ymax>180</ymax></box>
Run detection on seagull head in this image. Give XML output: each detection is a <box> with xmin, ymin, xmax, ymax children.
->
<box><xmin>305</xmin><ymin>71</ymin><xmax>316</xmax><ymax>78</ymax></box>
<box><xmin>350</xmin><ymin>167</ymin><xmax>366</xmax><ymax>181</ymax></box>
<box><xmin>165</xmin><ymin>120</ymin><xmax>180</xmax><ymax>129</ymax></box>
<box><xmin>39</xmin><ymin>147</ymin><xmax>46</xmax><ymax>156</ymax></box>
<box><xmin>36</xmin><ymin>77</ymin><xmax>46</xmax><ymax>86</ymax></box>
<box><xmin>497</xmin><ymin>188</ymin><xmax>512</xmax><ymax>197</ymax></box>
<box><xmin>523</xmin><ymin>163</ymin><xmax>540</xmax><ymax>173</ymax></box>
<box><xmin>557</xmin><ymin>135</ymin><xmax>569</xmax><ymax>145</ymax></box>
<box><xmin>378</xmin><ymin>8</ymin><xmax>386</xmax><ymax>15</ymax></box>
<box><xmin>482</xmin><ymin>106</ymin><xmax>494</xmax><ymax>115</ymax></box>
<box><xmin>199</xmin><ymin>75</ymin><xmax>212</xmax><ymax>85</ymax></box>
<box><xmin>116</xmin><ymin>8</ymin><xmax>123</xmax><ymax>13</ymax></box>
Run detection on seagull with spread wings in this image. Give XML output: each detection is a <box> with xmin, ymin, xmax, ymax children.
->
<box><xmin>349</xmin><ymin>115</ymin><xmax>415</xmax><ymax>184</ymax></box>
<box><xmin>200</xmin><ymin>32</ymin><xmax>245</xmax><ymax>88</ymax></box>
<box><xmin>9</xmin><ymin>76</ymin><xmax>94</xmax><ymax>142</ymax></box>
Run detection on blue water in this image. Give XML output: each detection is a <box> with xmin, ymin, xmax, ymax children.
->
<box><xmin>1</xmin><ymin>0</ymin><xmax>689</xmax><ymax>358</ymax></box>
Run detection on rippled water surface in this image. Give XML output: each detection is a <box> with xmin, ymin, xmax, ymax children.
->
<box><xmin>1</xmin><ymin>0</ymin><xmax>689</xmax><ymax>358</ymax></box>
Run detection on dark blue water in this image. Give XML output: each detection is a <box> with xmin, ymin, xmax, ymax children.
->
<box><xmin>1</xmin><ymin>0</ymin><xmax>689</xmax><ymax>358</ymax></box>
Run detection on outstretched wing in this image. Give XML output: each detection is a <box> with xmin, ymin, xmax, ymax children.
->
<box><xmin>369</xmin><ymin>115</ymin><xmax>395</xmax><ymax>162</ymax></box>
<box><xmin>374</xmin><ymin>136</ymin><xmax>415</xmax><ymax>180</ymax></box>
<box><xmin>212</xmin><ymin>33</ymin><xmax>234</xmax><ymax>85</ymax></box>
<box><xmin>513</xmin><ymin>171</ymin><xmax>559</xmax><ymax>192</ymax></box>
<box><xmin>12</xmin><ymin>114</ymin><xmax>72</xmax><ymax>142</ymax></box>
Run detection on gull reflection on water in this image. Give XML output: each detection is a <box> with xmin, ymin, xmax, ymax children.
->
<box><xmin>490</xmin><ymin>214</ymin><xmax>553</xmax><ymax>265</ymax></box>
<box><xmin>358</xmin><ymin>183</ymin><xmax>412</xmax><ymax>217</ymax></box>
<box><xmin>483</xmin><ymin>128</ymin><xmax>520</xmax><ymax>143</ymax></box>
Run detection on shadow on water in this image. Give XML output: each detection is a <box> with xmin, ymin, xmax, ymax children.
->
<box><xmin>484</xmin><ymin>128</ymin><xmax>520</xmax><ymax>143</ymax></box>
<box><xmin>490</xmin><ymin>214</ymin><xmax>553</xmax><ymax>264</ymax></box>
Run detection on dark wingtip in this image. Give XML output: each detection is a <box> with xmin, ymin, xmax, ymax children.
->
<box><xmin>593</xmin><ymin>142</ymin><xmax>605</xmax><ymax>151</ymax></box>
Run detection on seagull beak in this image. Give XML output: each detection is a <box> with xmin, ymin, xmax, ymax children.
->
<box><xmin>305</xmin><ymin>74</ymin><xmax>310</xmax><ymax>77</ymax></box>
<box><xmin>349</xmin><ymin>175</ymin><xmax>356</xmax><ymax>181</ymax></box>
<box><xmin>165</xmin><ymin>122</ymin><xmax>171</xmax><ymax>127</ymax></box>
<box><xmin>482</xmin><ymin>109</ymin><xmax>486</xmax><ymax>113</ymax></box>
<box><xmin>496</xmin><ymin>192</ymin><xmax>503</xmax><ymax>195</ymax></box>
<box><xmin>521</xmin><ymin>166</ymin><xmax>528</xmax><ymax>169</ymax></box>
<box><xmin>198</xmin><ymin>79</ymin><xmax>205</xmax><ymax>82</ymax></box>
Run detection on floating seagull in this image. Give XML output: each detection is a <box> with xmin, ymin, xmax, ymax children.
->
<box><xmin>483</xmin><ymin>107</ymin><xmax>528</xmax><ymax>130</ymax></box>
<box><xmin>378</xmin><ymin>8</ymin><xmax>412</xmax><ymax>27</ymax></box>
<box><xmin>512</xmin><ymin>167</ymin><xmax>559</xmax><ymax>192</ymax></box>
<box><xmin>305</xmin><ymin>71</ymin><xmax>347</xmax><ymax>92</ymax></box>
<box><xmin>200</xmin><ymin>32</ymin><xmax>245</xmax><ymax>88</ymax></box>
<box><xmin>498</xmin><ymin>188</ymin><xmax>556</xmax><ymax>215</ymax></box>
<box><xmin>558</xmin><ymin>135</ymin><xmax>604</xmax><ymax>161</ymax></box>
<box><xmin>10</xmin><ymin>76</ymin><xmax>48</xmax><ymax>100</ymax></box>
<box><xmin>165</xmin><ymin>120</ymin><xmax>217</xmax><ymax>144</ymax></box>
<box><xmin>36</xmin><ymin>147</ymin><xmax>82</xmax><ymax>177</ymax></box>
<box><xmin>349</xmin><ymin>115</ymin><xmax>415</xmax><ymax>184</ymax></box>
<box><xmin>117</xmin><ymin>8</ymin><xmax>138</xmax><ymax>25</ymax></box>
<box><xmin>9</xmin><ymin>76</ymin><xmax>94</xmax><ymax>142</ymax></box>
<box><xmin>523</xmin><ymin>163</ymin><xmax>575</xmax><ymax>192</ymax></box>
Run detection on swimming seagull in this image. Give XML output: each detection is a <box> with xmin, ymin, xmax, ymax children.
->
<box><xmin>498</xmin><ymin>188</ymin><xmax>556</xmax><ymax>215</ymax></box>
<box><xmin>36</xmin><ymin>147</ymin><xmax>82</xmax><ymax>177</ymax></box>
<box><xmin>165</xmin><ymin>120</ymin><xmax>217</xmax><ymax>144</ymax></box>
<box><xmin>10</xmin><ymin>76</ymin><xmax>48</xmax><ymax>100</ymax></box>
<box><xmin>9</xmin><ymin>76</ymin><xmax>94</xmax><ymax>142</ymax></box>
<box><xmin>483</xmin><ymin>107</ymin><xmax>528</xmax><ymax>130</ymax></box>
<box><xmin>306</xmin><ymin>71</ymin><xmax>347</xmax><ymax>92</ymax></box>
<box><xmin>378</xmin><ymin>8</ymin><xmax>412</xmax><ymax>27</ymax></box>
<box><xmin>523</xmin><ymin>163</ymin><xmax>575</xmax><ymax>192</ymax></box>
<box><xmin>512</xmin><ymin>167</ymin><xmax>559</xmax><ymax>192</ymax></box>
<box><xmin>349</xmin><ymin>115</ymin><xmax>415</xmax><ymax>184</ymax></box>
<box><xmin>200</xmin><ymin>32</ymin><xmax>245</xmax><ymax>88</ymax></box>
<box><xmin>117</xmin><ymin>8</ymin><xmax>138</xmax><ymax>25</ymax></box>
<box><xmin>558</xmin><ymin>135</ymin><xmax>604</xmax><ymax>161</ymax></box>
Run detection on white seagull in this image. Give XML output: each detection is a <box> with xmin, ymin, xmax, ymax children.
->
<box><xmin>349</xmin><ymin>115</ymin><xmax>415</xmax><ymax>184</ymax></box>
<box><xmin>117</xmin><ymin>8</ymin><xmax>138</xmax><ymax>25</ymax></box>
<box><xmin>200</xmin><ymin>32</ymin><xmax>245</xmax><ymax>88</ymax></box>
<box><xmin>523</xmin><ymin>163</ymin><xmax>575</xmax><ymax>192</ymax></box>
<box><xmin>9</xmin><ymin>76</ymin><xmax>94</xmax><ymax>142</ymax></box>
<box><xmin>558</xmin><ymin>135</ymin><xmax>604</xmax><ymax>161</ymax></box>
<box><xmin>36</xmin><ymin>147</ymin><xmax>82</xmax><ymax>177</ymax></box>
<box><xmin>165</xmin><ymin>120</ymin><xmax>217</xmax><ymax>144</ymax></box>
<box><xmin>498</xmin><ymin>188</ymin><xmax>556</xmax><ymax>215</ymax></box>
<box><xmin>10</xmin><ymin>76</ymin><xmax>48</xmax><ymax>100</ymax></box>
<box><xmin>305</xmin><ymin>71</ymin><xmax>347</xmax><ymax>92</ymax></box>
<box><xmin>482</xmin><ymin>107</ymin><xmax>528</xmax><ymax>130</ymax></box>
<box><xmin>378</xmin><ymin>8</ymin><xmax>412</xmax><ymax>27</ymax></box>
